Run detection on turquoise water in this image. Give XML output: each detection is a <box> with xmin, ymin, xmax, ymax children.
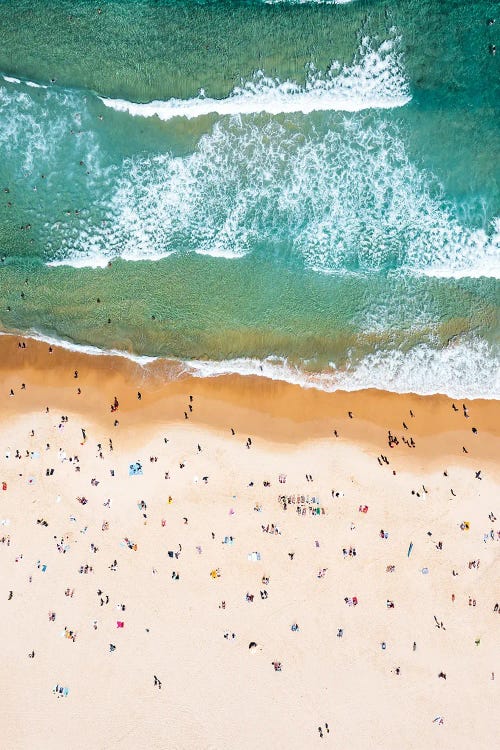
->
<box><xmin>0</xmin><ymin>0</ymin><xmax>498</xmax><ymax>396</ymax></box>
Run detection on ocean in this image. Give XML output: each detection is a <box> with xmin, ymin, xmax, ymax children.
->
<box><xmin>0</xmin><ymin>0</ymin><xmax>498</xmax><ymax>398</ymax></box>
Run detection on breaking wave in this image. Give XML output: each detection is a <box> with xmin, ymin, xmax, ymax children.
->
<box><xmin>1</xmin><ymin>330</ymin><xmax>497</xmax><ymax>400</ymax></box>
<box><xmin>99</xmin><ymin>37</ymin><xmax>411</xmax><ymax>121</ymax></box>
<box><xmin>46</xmin><ymin>116</ymin><xmax>500</xmax><ymax>278</ymax></box>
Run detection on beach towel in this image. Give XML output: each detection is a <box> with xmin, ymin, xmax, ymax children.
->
<box><xmin>128</xmin><ymin>462</ymin><xmax>143</xmax><ymax>476</ymax></box>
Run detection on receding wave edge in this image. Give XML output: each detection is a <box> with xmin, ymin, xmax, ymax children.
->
<box><xmin>1</xmin><ymin>330</ymin><xmax>498</xmax><ymax>401</ymax></box>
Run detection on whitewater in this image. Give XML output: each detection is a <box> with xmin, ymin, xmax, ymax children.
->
<box><xmin>1</xmin><ymin>331</ymin><xmax>497</xmax><ymax>401</ymax></box>
<box><xmin>99</xmin><ymin>38</ymin><xmax>411</xmax><ymax>121</ymax></box>
<box><xmin>43</xmin><ymin>115</ymin><xmax>500</xmax><ymax>280</ymax></box>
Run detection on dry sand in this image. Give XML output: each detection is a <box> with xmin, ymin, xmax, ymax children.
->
<box><xmin>0</xmin><ymin>334</ymin><xmax>498</xmax><ymax>750</ymax></box>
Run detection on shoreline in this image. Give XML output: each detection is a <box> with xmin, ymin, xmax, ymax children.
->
<box><xmin>1</xmin><ymin>326</ymin><xmax>498</xmax><ymax>402</ymax></box>
<box><xmin>1</xmin><ymin>332</ymin><xmax>499</xmax><ymax>466</ymax></box>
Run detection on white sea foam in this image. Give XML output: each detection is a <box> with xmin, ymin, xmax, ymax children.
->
<box><xmin>47</xmin><ymin>255</ymin><xmax>113</xmax><ymax>270</ymax></box>
<box><xmin>0</xmin><ymin>75</ymin><xmax>100</xmax><ymax>176</ymax></box>
<box><xmin>419</xmin><ymin>217</ymin><xmax>500</xmax><ymax>279</ymax></box>
<box><xmin>99</xmin><ymin>37</ymin><xmax>411</xmax><ymax>121</ymax></box>
<box><xmin>4</xmin><ymin>59</ymin><xmax>491</xmax><ymax>279</ymax></box>
<box><xmin>1</xmin><ymin>329</ymin><xmax>496</xmax><ymax>399</ymax></box>
<box><xmin>286</xmin><ymin>120</ymin><xmax>500</xmax><ymax>279</ymax></box>
<box><xmin>47</xmin><ymin>115</ymin><xmax>500</xmax><ymax>278</ymax></box>
<box><xmin>0</xmin><ymin>330</ymin><xmax>157</xmax><ymax>366</ymax></box>
<box><xmin>1</xmin><ymin>73</ymin><xmax>48</xmax><ymax>89</ymax></box>
<box><xmin>183</xmin><ymin>337</ymin><xmax>500</xmax><ymax>400</ymax></box>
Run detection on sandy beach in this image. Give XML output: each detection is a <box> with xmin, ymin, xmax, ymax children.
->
<box><xmin>0</xmin><ymin>333</ymin><xmax>498</xmax><ymax>750</ymax></box>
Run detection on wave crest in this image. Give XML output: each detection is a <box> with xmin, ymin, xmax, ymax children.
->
<box><xmin>99</xmin><ymin>37</ymin><xmax>411</xmax><ymax>121</ymax></box>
